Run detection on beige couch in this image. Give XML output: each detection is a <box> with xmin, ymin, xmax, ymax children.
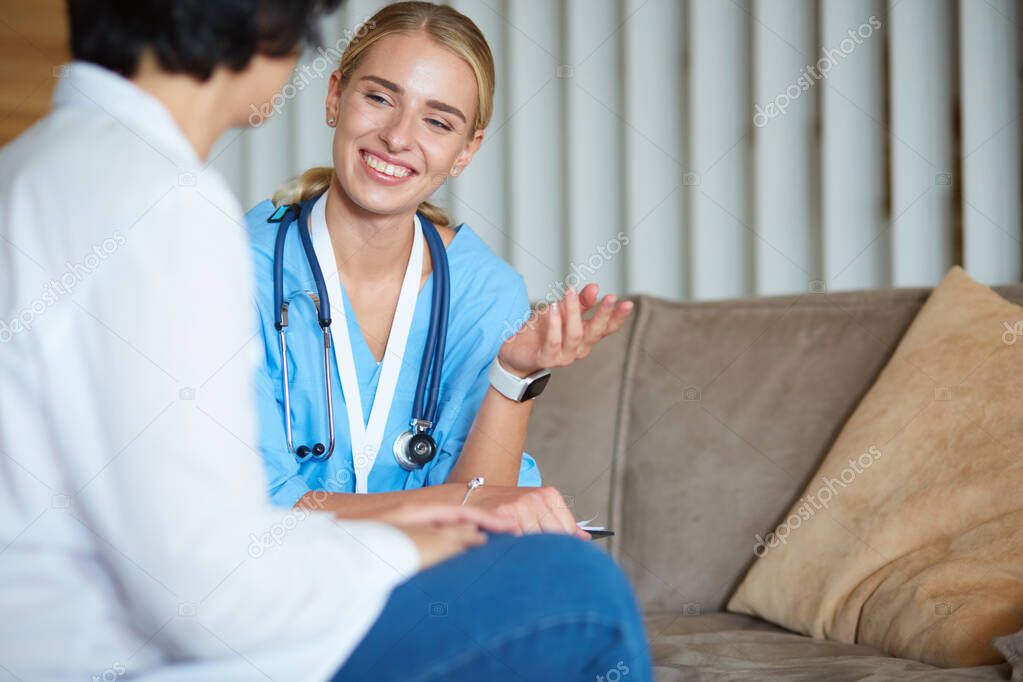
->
<box><xmin>526</xmin><ymin>285</ymin><xmax>1018</xmax><ymax>681</ymax></box>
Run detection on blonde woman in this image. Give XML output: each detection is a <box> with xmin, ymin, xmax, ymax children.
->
<box><xmin>3</xmin><ymin>0</ymin><xmax>651</xmax><ymax>677</ymax></box>
<box><xmin>247</xmin><ymin>1</ymin><xmax>632</xmax><ymax>531</ymax></box>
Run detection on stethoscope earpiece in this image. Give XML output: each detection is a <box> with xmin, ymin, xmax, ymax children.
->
<box><xmin>294</xmin><ymin>442</ymin><xmax>328</xmax><ymax>462</ymax></box>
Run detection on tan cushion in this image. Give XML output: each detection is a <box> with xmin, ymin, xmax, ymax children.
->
<box><xmin>727</xmin><ymin>266</ymin><xmax>1023</xmax><ymax>667</ymax></box>
<box><xmin>648</xmin><ymin>612</ymin><xmax>1011</xmax><ymax>681</ymax></box>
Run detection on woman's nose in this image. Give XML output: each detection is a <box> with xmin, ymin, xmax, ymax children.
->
<box><xmin>380</xmin><ymin>110</ymin><xmax>415</xmax><ymax>151</ymax></box>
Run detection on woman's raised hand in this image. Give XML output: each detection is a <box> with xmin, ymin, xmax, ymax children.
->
<box><xmin>498</xmin><ymin>283</ymin><xmax>633</xmax><ymax>376</ymax></box>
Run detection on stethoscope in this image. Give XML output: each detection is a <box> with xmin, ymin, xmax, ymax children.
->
<box><xmin>268</xmin><ymin>193</ymin><xmax>450</xmax><ymax>471</ymax></box>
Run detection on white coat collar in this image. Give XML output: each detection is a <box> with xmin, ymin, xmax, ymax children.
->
<box><xmin>52</xmin><ymin>60</ymin><xmax>200</xmax><ymax>166</ymax></box>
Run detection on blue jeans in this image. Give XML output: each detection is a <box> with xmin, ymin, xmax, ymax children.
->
<box><xmin>332</xmin><ymin>533</ymin><xmax>652</xmax><ymax>682</ymax></box>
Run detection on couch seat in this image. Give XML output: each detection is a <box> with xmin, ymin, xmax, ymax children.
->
<box><xmin>647</xmin><ymin>612</ymin><xmax>1011</xmax><ymax>681</ymax></box>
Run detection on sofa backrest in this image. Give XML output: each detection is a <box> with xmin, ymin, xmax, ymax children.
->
<box><xmin>526</xmin><ymin>284</ymin><xmax>1023</xmax><ymax>613</ymax></box>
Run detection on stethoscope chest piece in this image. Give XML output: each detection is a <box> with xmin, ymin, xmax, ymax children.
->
<box><xmin>393</xmin><ymin>420</ymin><xmax>438</xmax><ymax>471</ymax></box>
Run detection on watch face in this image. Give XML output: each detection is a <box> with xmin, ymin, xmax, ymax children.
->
<box><xmin>522</xmin><ymin>372</ymin><xmax>551</xmax><ymax>401</ymax></box>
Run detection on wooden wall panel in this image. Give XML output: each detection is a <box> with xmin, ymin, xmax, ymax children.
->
<box><xmin>0</xmin><ymin>0</ymin><xmax>69</xmax><ymax>146</ymax></box>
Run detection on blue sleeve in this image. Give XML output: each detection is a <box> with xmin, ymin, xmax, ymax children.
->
<box><xmin>518</xmin><ymin>453</ymin><xmax>542</xmax><ymax>487</ymax></box>
<box><xmin>426</xmin><ymin>271</ymin><xmax>542</xmax><ymax>487</ymax></box>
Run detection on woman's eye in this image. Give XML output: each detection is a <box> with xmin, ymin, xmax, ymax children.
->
<box><xmin>426</xmin><ymin>118</ymin><xmax>452</xmax><ymax>131</ymax></box>
<box><xmin>366</xmin><ymin>93</ymin><xmax>389</xmax><ymax>105</ymax></box>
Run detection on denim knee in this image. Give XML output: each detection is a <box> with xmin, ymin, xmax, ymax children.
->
<box><xmin>501</xmin><ymin>534</ymin><xmax>638</xmax><ymax>620</ymax></box>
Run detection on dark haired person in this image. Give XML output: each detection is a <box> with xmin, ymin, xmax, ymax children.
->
<box><xmin>0</xmin><ymin>2</ymin><xmax>651</xmax><ymax>681</ymax></box>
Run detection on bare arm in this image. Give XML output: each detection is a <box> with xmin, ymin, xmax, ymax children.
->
<box><xmin>296</xmin><ymin>483</ymin><xmax>464</xmax><ymax>518</ymax></box>
<box><xmin>448</xmin><ymin>388</ymin><xmax>532</xmax><ymax>485</ymax></box>
<box><xmin>297</xmin><ymin>480</ymin><xmax>586</xmax><ymax>538</ymax></box>
<box><xmin>294</xmin><ymin>388</ymin><xmax>534</xmax><ymax>516</ymax></box>
<box><xmin>448</xmin><ymin>285</ymin><xmax>634</xmax><ymax>488</ymax></box>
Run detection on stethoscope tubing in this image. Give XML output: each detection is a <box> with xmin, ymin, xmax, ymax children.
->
<box><xmin>271</xmin><ymin>193</ymin><xmax>447</xmax><ymax>465</ymax></box>
<box><xmin>413</xmin><ymin>219</ymin><xmax>449</xmax><ymax>427</ymax></box>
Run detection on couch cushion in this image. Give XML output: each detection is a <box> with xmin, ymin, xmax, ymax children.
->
<box><xmin>646</xmin><ymin>611</ymin><xmax>786</xmax><ymax>636</ymax></box>
<box><xmin>727</xmin><ymin>268</ymin><xmax>1023</xmax><ymax>667</ymax></box>
<box><xmin>524</xmin><ymin>307</ymin><xmax>636</xmax><ymax>528</ymax></box>
<box><xmin>648</xmin><ymin>612</ymin><xmax>1010</xmax><ymax>681</ymax></box>
<box><xmin>994</xmin><ymin>629</ymin><xmax>1023</xmax><ymax>680</ymax></box>
<box><xmin>612</xmin><ymin>284</ymin><xmax>1023</xmax><ymax>615</ymax></box>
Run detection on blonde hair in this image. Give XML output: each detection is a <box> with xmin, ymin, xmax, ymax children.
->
<box><xmin>272</xmin><ymin>1</ymin><xmax>496</xmax><ymax>229</ymax></box>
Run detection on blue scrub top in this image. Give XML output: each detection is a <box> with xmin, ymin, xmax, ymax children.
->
<box><xmin>246</xmin><ymin>199</ymin><xmax>542</xmax><ymax>507</ymax></box>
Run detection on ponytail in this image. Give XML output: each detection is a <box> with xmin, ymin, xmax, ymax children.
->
<box><xmin>415</xmin><ymin>200</ymin><xmax>451</xmax><ymax>229</ymax></box>
<box><xmin>272</xmin><ymin>167</ymin><xmax>332</xmax><ymax>206</ymax></box>
<box><xmin>272</xmin><ymin>167</ymin><xmax>454</xmax><ymax>229</ymax></box>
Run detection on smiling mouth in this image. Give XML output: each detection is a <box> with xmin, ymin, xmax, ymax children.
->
<box><xmin>360</xmin><ymin>150</ymin><xmax>415</xmax><ymax>178</ymax></box>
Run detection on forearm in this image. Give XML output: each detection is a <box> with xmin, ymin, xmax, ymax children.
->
<box><xmin>448</xmin><ymin>387</ymin><xmax>532</xmax><ymax>485</ymax></box>
<box><xmin>297</xmin><ymin>483</ymin><xmax>465</xmax><ymax>518</ymax></box>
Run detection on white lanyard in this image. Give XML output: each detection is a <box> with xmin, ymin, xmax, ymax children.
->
<box><xmin>309</xmin><ymin>192</ymin><xmax>424</xmax><ymax>493</ymax></box>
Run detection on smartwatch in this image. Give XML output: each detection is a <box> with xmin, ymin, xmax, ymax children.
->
<box><xmin>488</xmin><ymin>357</ymin><xmax>551</xmax><ymax>402</ymax></box>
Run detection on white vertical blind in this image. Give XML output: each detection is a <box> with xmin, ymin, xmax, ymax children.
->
<box><xmin>622</xmin><ymin>0</ymin><xmax>685</xmax><ymax>299</ymax></box>
<box><xmin>564</xmin><ymin>0</ymin><xmax>623</xmax><ymax>296</ymax></box>
<box><xmin>752</xmin><ymin>0</ymin><xmax>819</xmax><ymax>295</ymax></box>
<box><xmin>243</xmin><ymin>107</ymin><xmax>294</xmax><ymax>209</ymax></box>
<box><xmin>216</xmin><ymin>0</ymin><xmax>1023</xmax><ymax>301</ymax></box>
<box><xmin>448</xmin><ymin>0</ymin><xmax>510</xmax><ymax>259</ymax></box>
<box><xmin>688</xmin><ymin>0</ymin><xmax>752</xmax><ymax>300</ymax></box>
<box><xmin>290</xmin><ymin>8</ymin><xmax>342</xmax><ymax>174</ymax></box>
<box><xmin>889</xmin><ymin>0</ymin><xmax>955</xmax><ymax>287</ymax></box>
<box><xmin>503</xmin><ymin>0</ymin><xmax>564</xmax><ymax>300</ymax></box>
<box><xmin>960</xmin><ymin>0</ymin><xmax>1021</xmax><ymax>284</ymax></box>
<box><xmin>820</xmin><ymin>0</ymin><xmax>888</xmax><ymax>292</ymax></box>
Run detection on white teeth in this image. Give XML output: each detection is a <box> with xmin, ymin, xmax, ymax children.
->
<box><xmin>363</xmin><ymin>152</ymin><xmax>411</xmax><ymax>178</ymax></box>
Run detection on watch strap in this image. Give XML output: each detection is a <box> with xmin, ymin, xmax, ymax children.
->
<box><xmin>488</xmin><ymin>357</ymin><xmax>551</xmax><ymax>402</ymax></box>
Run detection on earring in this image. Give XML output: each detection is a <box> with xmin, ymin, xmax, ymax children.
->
<box><xmin>327</xmin><ymin>118</ymin><xmax>336</xmax><ymax>126</ymax></box>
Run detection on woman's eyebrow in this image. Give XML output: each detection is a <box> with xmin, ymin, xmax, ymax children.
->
<box><xmin>359</xmin><ymin>75</ymin><xmax>467</xmax><ymax>124</ymax></box>
<box><xmin>425</xmin><ymin>99</ymin><xmax>466</xmax><ymax>124</ymax></box>
<box><xmin>360</xmin><ymin>74</ymin><xmax>401</xmax><ymax>93</ymax></box>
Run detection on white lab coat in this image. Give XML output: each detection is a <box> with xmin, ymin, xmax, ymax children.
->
<box><xmin>0</xmin><ymin>62</ymin><xmax>419</xmax><ymax>682</ymax></box>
